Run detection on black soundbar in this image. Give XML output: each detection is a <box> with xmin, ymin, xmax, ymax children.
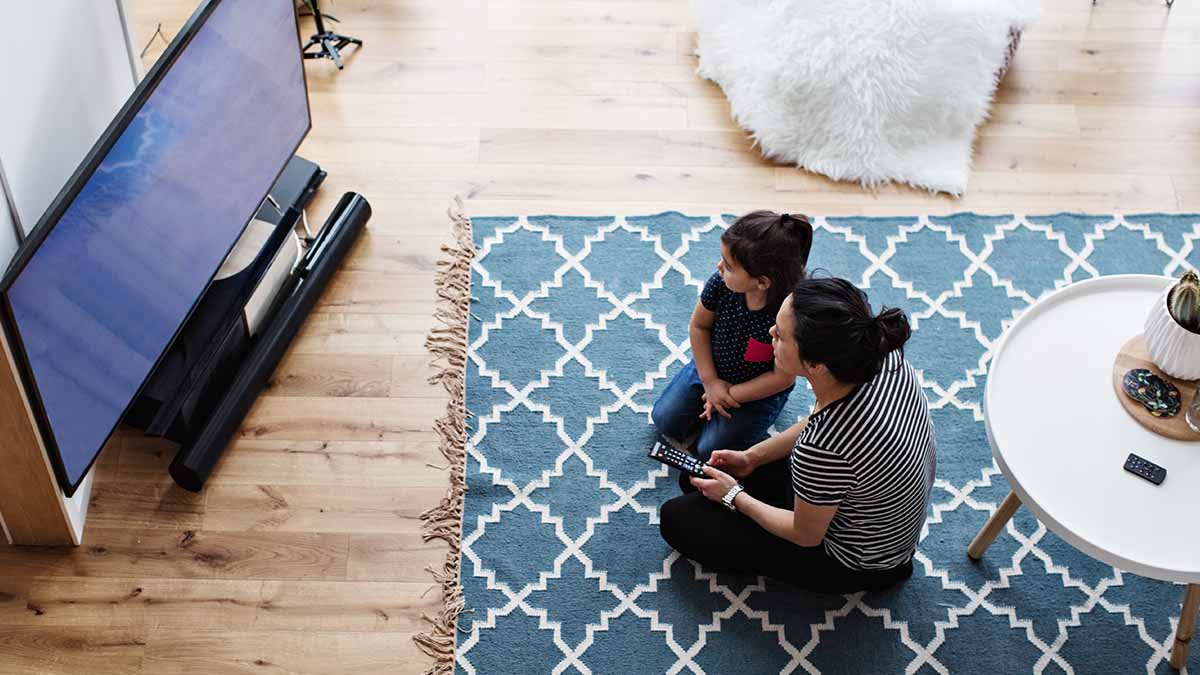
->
<box><xmin>169</xmin><ymin>192</ymin><xmax>372</xmax><ymax>491</ymax></box>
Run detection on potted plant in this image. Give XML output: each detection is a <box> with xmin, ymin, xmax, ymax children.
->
<box><xmin>1145</xmin><ymin>270</ymin><xmax>1200</xmax><ymax>380</ymax></box>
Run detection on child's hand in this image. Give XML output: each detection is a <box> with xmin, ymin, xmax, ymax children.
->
<box><xmin>700</xmin><ymin>399</ymin><xmax>724</xmax><ymax>421</ymax></box>
<box><xmin>700</xmin><ymin>380</ymin><xmax>740</xmax><ymax>420</ymax></box>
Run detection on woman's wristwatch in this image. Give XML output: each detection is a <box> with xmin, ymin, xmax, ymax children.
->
<box><xmin>721</xmin><ymin>484</ymin><xmax>745</xmax><ymax>512</ymax></box>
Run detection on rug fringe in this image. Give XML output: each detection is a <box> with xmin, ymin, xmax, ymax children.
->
<box><xmin>414</xmin><ymin>196</ymin><xmax>474</xmax><ymax>675</ymax></box>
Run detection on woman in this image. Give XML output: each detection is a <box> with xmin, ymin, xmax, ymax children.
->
<box><xmin>659</xmin><ymin>277</ymin><xmax>936</xmax><ymax>593</ymax></box>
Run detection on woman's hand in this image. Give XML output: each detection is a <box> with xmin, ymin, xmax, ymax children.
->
<box><xmin>708</xmin><ymin>449</ymin><xmax>756</xmax><ymax>478</ymax></box>
<box><xmin>690</xmin><ymin>464</ymin><xmax>740</xmax><ymax>502</ymax></box>
<box><xmin>700</xmin><ymin>379</ymin><xmax>740</xmax><ymax>420</ymax></box>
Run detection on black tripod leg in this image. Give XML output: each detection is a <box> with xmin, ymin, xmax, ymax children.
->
<box><xmin>324</xmin><ymin>37</ymin><xmax>344</xmax><ymax>69</ymax></box>
<box><xmin>331</xmin><ymin>36</ymin><xmax>363</xmax><ymax>51</ymax></box>
<box><xmin>302</xmin><ymin>40</ymin><xmax>326</xmax><ymax>59</ymax></box>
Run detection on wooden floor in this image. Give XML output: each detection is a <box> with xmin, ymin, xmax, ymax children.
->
<box><xmin>1</xmin><ymin>0</ymin><xmax>1198</xmax><ymax>672</ymax></box>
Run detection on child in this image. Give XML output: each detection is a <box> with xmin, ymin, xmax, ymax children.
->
<box><xmin>652</xmin><ymin>210</ymin><xmax>813</xmax><ymax>461</ymax></box>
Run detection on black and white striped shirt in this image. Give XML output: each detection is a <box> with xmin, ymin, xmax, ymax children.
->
<box><xmin>791</xmin><ymin>351</ymin><xmax>936</xmax><ymax>570</ymax></box>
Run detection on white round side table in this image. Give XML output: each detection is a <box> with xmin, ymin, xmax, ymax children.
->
<box><xmin>968</xmin><ymin>274</ymin><xmax>1200</xmax><ymax>669</ymax></box>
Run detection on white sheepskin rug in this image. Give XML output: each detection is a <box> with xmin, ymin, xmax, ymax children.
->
<box><xmin>692</xmin><ymin>0</ymin><xmax>1041</xmax><ymax>195</ymax></box>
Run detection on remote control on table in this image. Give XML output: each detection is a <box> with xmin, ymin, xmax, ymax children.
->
<box><xmin>648</xmin><ymin>439</ymin><xmax>707</xmax><ymax>478</ymax></box>
<box><xmin>1124</xmin><ymin>453</ymin><xmax>1166</xmax><ymax>485</ymax></box>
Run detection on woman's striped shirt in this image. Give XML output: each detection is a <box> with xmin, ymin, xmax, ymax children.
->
<box><xmin>790</xmin><ymin>351</ymin><xmax>937</xmax><ymax>570</ymax></box>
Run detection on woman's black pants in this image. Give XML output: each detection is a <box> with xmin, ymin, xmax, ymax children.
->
<box><xmin>660</xmin><ymin>458</ymin><xmax>913</xmax><ymax>594</ymax></box>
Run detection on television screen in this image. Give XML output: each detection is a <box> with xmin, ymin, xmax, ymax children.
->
<box><xmin>0</xmin><ymin>0</ymin><xmax>310</xmax><ymax>494</ymax></box>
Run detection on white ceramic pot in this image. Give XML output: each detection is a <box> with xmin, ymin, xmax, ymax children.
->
<box><xmin>1144</xmin><ymin>287</ymin><xmax>1200</xmax><ymax>380</ymax></box>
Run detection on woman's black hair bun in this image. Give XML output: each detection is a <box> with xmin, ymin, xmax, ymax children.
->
<box><xmin>874</xmin><ymin>307</ymin><xmax>912</xmax><ymax>354</ymax></box>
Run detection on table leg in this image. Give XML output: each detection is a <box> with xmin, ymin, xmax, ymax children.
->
<box><xmin>967</xmin><ymin>491</ymin><xmax>1022</xmax><ymax>560</ymax></box>
<box><xmin>1170</xmin><ymin>584</ymin><xmax>1200</xmax><ymax>669</ymax></box>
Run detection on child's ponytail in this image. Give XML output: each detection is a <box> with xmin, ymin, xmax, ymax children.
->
<box><xmin>721</xmin><ymin>210</ymin><xmax>815</xmax><ymax>314</ymax></box>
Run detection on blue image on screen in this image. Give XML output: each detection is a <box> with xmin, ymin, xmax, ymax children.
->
<box><xmin>5</xmin><ymin>0</ymin><xmax>309</xmax><ymax>490</ymax></box>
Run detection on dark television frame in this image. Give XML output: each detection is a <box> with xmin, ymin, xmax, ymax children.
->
<box><xmin>0</xmin><ymin>0</ymin><xmax>313</xmax><ymax>497</ymax></box>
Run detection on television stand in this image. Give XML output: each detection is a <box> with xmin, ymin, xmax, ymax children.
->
<box><xmin>126</xmin><ymin>155</ymin><xmax>372</xmax><ymax>493</ymax></box>
<box><xmin>125</xmin><ymin>155</ymin><xmax>325</xmax><ymax>444</ymax></box>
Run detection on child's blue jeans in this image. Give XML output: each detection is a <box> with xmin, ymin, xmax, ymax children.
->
<box><xmin>651</xmin><ymin>361</ymin><xmax>792</xmax><ymax>461</ymax></box>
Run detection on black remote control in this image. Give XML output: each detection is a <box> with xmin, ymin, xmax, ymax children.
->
<box><xmin>648</xmin><ymin>439</ymin><xmax>707</xmax><ymax>477</ymax></box>
<box><xmin>1124</xmin><ymin>453</ymin><xmax>1166</xmax><ymax>485</ymax></box>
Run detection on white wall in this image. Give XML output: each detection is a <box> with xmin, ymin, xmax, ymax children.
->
<box><xmin>0</xmin><ymin>0</ymin><xmax>139</xmax><ymax>239</ymax></box>
<box><xmin>0</xmin><ymin>159</ymin><xmax>18</xmax><ymax>268</ymax></box>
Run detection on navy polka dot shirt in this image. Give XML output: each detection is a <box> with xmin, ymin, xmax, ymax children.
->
<box><xmin>700</xmin><ymin>272</ymin><xmax>779</xmax><ymax>384</ymax></box>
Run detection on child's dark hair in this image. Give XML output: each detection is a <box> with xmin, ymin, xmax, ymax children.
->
<box><xmin>721</xmin><ymin>210</ymin><xmax>814</xmax><ymax>314</ymax></box>
<box><xmin>787</xmin><ymin>277</ymin><xmax>911</xmax><ymax>384</ymax></box>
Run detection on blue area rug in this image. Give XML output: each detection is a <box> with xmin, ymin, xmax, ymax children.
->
<box><xmin>456</xmin><ymin>212</ymin><xmax>1200</xmax><ymax>674</ymax></box>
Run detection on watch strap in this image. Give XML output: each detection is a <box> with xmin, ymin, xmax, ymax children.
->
<box><xmin>721</xmin><ymin>484</ymin><xmax>745</xmax><ymax>511</ymax></box>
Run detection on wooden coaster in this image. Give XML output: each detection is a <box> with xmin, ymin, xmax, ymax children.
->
<box><xmin>1112</xmin><ymin>334</ymin><xmax>1200</xmax><ymax>441</ymax></box>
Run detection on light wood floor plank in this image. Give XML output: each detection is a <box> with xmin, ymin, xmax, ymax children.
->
<box><xmin>308</xmin><ymin>92</ymin><xmax>691</xmax><ymax>130</ymax></box>
<box><xmin>347</xmin><ymin>533</ymin><xmax>448</xmax><ymax>582</ymax></box>
<box><xmin>300</xmin><ymin>125</ymin><xmax>481</xmax><ymax>162</ymax></box>
<box><xmin>0</xmin><ymin>577</ymin><xmax>148</xmax><ymax>628</ymax></box>
<box><xmin>0</xmin><ymin>626</ymin><xmax>144</xmax><ymax>675</ymax></box>
<box><xmin>0</xmin><ymin>529</ymin><xmax>348</xmax><ymax>581</ymax></box>
<box><xmin>997</xmin><ymin>69</ymin><xmax>1200</xmax><ymax>107</ymax></box>
<box><xmin>1017</xmin><ymin>40</ymin><xmax>1200</xmax><ymax>75</ymax></box>
<box><xmin>267</xmin><ymin>353</ymin><xmax>396</xmax><ymax>398</ymax></box>
<box><xmin>772</xmin><ymin>169</ymin><xmax>1178</xmax><ymax>213</ymax></box>
<box><xmin>1175</xmin><ymin>175</ymin><xmax>1200</xmax><ymax>211</ymax></box>
<box><xmin>142</xmin><ymin>630</ymin><xmax>425</xmax><ymax>675</ymax></box>
<box><xmin>1075</xmin><ymin>105</ymin><xmax>1200</xmax><ymax>141</ymax></box>
<box><xmin>485</xmin><ymin>61</ymin><xmax>722</xmax><ymax>98</ymax></box>
<box><xmin>486</xmin><ymin>1</ymin><xmax>694</xmax><ymax>31</ymax></box>
<box><xmin>239</xmin><ymin>396</ymin><xmax>447</xmax><ymax>442</ymax></box>
<box><xmin>115</xmin><ymin>438</ymin><xmax>447</xmax><ymax>488</ymax></box>
<box><xmin>289</xmin><ymin>313</ymin><xmax>437</xmax><ymax>355</ymax></box>
<box><xmin>336</xmin><ymin>233</ymin><xmax>447</xmax><ymax>275</ymax></box>
<box><xmin>480</xmin><ymin>128</ymin><xmax>770</xmax><ymax>167</ymax></box>
<box><xmin>85</xmin><ymin>482</ymin><xmax>206</xmax><ymax>531</ymax></box>
<box><xmin>970</xmin><ymin>137</ymin><xmax>1200</xmax><ymax>174</ymax></box>
<box><xmin>203</xmin><ymin>484</ymin><xmax>443</xmax><ymax>534</ymax></box>
<box><xmin>319</xmin><ymin>272</ymin><xmax>437</xmax><ymax>315</ymax></box>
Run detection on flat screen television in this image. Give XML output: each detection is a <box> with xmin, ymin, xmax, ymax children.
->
<box><xmin>0</xmin><ymin>0</ymin><xmax>311</xmax><ymax>496</ymax></box>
